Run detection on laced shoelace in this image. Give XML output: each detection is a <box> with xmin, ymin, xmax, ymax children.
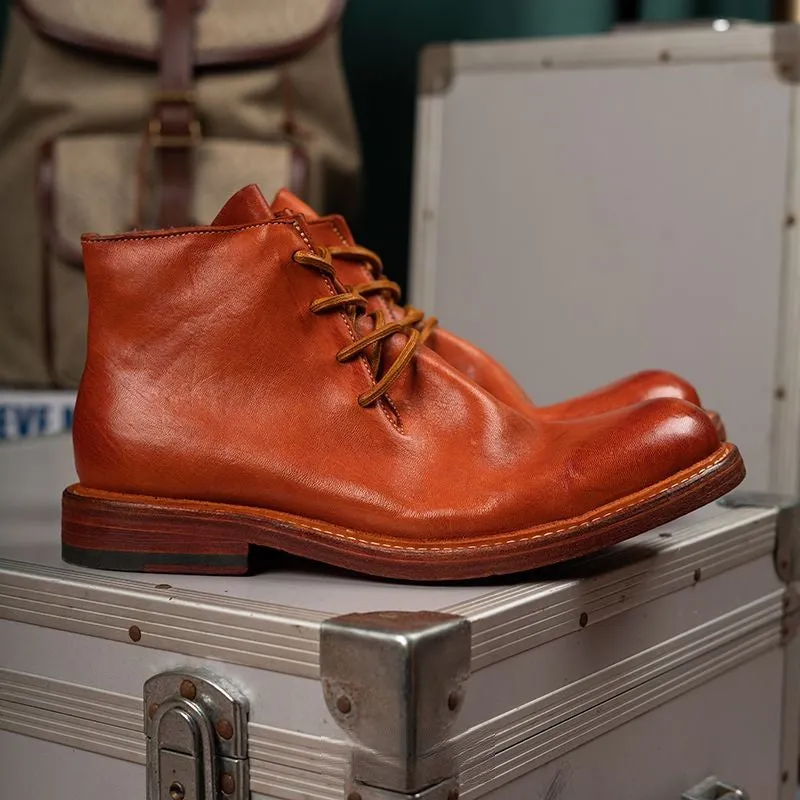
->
<box><xmin>328</xmin><ymin>244</ymin><xmax>439</xmax><ymax>342</ymax></box>
<box><xmin>293</xmin><ymin>246</ymin><xmax>435</xmax><ymax>407</ymax></box>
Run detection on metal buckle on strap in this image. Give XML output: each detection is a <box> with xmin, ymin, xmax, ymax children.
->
<box><xmin>153</xmin><ymin>89</ymin><xmax>197</xmax><ymax>105</ymax></box>
<box><xmin>147</xmin><ymin>117</ymin><xmax>202</xmax><ymax>149</ymax></box>
<box><xmin>147</xmin><ymin>90</ymin><xmax>201</xmax><ymax>148</ymax></box>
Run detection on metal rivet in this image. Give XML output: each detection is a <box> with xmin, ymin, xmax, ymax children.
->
<box><xmin>169</xmin><ymin>782</ymin><xmax>185</xmax><ymax>800</ymax></box>
<box><xmin>347</xmin><ymin>792</ymin><xmax>362</xmax><ymax>800</ymax></box>
<box><xmin>579</xmin><ymin>612</ymin><xmax>589</xmax><ymax>628</ymax></box>
<box><xmin>786</xmin><ymin>214</ymin><xmax>796</xmax><ymax>227</ymax></box>
<box><xmin>220</xmin><ymin>773</ymin><xmax>236</xmax><ymax>795</ymax></box>
<box><xmin>447</xmin><ymin>690</ymin><xmax>461</xmax><ymax>711</ymax></box>
<box><xmin>147</xmin><ymin>703</ymin><xmax>159</xmax><ymax>720</ymax></box>
<box><xmin>216</xmin><ymin>718</ymin><xmax>234</xmax><ymax>740</ymax></box>
<box><xmin>128</xmin><ymin>625</ymin><xmax>142</xmax><ymax>642</ymax></box>
<box><xmin>541</xmin><ymin>57</ymin><xmax>553</xmax><ymax>67</ymax></box>
<box><xmin>776</xmin><ymin>386</ymin><xmax>787</xmax><ymax>400</ymax></box>
<box><xmin>336</xmin><ymin>695</ymin><xmax>352</xmax><ymax>715</ymax></box>
<box><xmin>693</xmin><ymin>568</ymin><xmax>702</xmax><ymax>583</ymax></box>
<box><xmin>659</xmin><ymin>50</ymin><xmax>671</xmax><ymax>62</ymax></box>
<box><xmin>180</xmin><ymin>680</ymin><xmax>196</xmax><ymax>700</ymax></box>
<box><xmin>782</xmin><ymin>770</ymin><xmax>790</xmax><ymax>783</ymax></box>
<box><xmin>448</xmin><ymin>789</ymin><xmax>460</xmax><ymax>800</ymax></box>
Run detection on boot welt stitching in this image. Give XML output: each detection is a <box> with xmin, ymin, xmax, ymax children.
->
<box><xmin>83</xmin><ymin>220</ymin><xmax>311</xmax><ymax>246</ymax></box>
<box><xmin>79</xmin><ymin>447</ymin><xmax>732</xmax><ymax>554</ymax></box>
<box><xmin>288</xmin><ymin>447</ymin><xmax>732</xmax><ymax>552</ymax></box>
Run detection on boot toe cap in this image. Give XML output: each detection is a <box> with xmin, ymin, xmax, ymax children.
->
<box><xmin>624</xmin><ymin>369</ymin><xmax>702</xmax><ymax>406</ymax></box>
<box><xmin>610</xmin><ymin>396</ymin><xmax>721</xmax><ymax>493</ymax></box>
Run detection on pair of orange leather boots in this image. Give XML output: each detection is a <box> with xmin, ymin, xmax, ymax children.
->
<box><xmin>62</xmin><ymin>185</ymin><xmax>745</xmax><ymax>581</ymax></box>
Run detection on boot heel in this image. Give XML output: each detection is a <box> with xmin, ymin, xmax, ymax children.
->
<box><xmin>61</xmin><ymin>486</ymin><xmax>251</xmax><ymax>575</ymax></box>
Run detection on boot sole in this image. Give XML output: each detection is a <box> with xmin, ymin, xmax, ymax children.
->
<box><xmin>61</xmin><ymin>443</ymin><xmax>744</xmax><ymax>581</ymax></box>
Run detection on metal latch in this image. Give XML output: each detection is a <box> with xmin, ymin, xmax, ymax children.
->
<box><xmin>682</xmin><ymin>776</ymin><xmax>749</xmax><ymax>799</ymax></box>
<box><xmin>144</xmin><ymin>672</ymin><xmax>249</xmax><ymax>800</ymax></box>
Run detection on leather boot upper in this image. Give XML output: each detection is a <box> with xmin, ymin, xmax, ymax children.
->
<box><xmin>73</xmin><ymin>188</ymin><xmax>721</xmax><ymax>541</ymax></box>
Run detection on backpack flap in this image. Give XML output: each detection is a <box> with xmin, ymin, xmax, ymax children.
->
<box><xmin>16</xmin><ymin>0</ymin><xmax>345</xmax><ymax>66</ymax></box>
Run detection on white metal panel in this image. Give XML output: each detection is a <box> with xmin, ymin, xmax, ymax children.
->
<box><xmin>0</xmin><ymin>596</ymin><xmax>784</xmax><ymax>800</ymax></box>
<box><xmin>0</xmin><ymin>731</ymin><xmax>145</xmax><ymax>800</ymax></box>
<box><xmin>412</xmin><ymin>28</ymin><xmax>792</xmax><ymax>492</ymax></box>
<box><xmin>464</xmin><ymin>647</ymin><xmax>792</xmax><ymax>800</ymax></box>
<box><xmin>0</xmin><ymin>731</ymin><xmax>285</xmax><ymax>800</ymax></box>
<box><xmin>479</xmin><ymin>647</ymin><xmax>785</xmax><ymax>800</ymax></box>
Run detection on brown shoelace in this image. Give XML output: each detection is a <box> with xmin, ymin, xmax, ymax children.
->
<box><xmin>293</xmin><ymin>247</ymin><xmax>435</xmax><ymax>407</ymax></box>
<box><xmin>329</xmin><ymin>243</ymin><xmax>438</xmax><ymax>339</ymax></box>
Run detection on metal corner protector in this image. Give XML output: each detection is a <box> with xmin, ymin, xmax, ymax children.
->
<box><xmin>419</xmin><ymin>44</ymin><xmax>454</xmax><ymax>96</ymax></box>
<box><xmin>320</xmin><ymin>610</ymin><xmax>471</xmax><ymax>800</ymax></box>
<box><xmin>772</xmin><ymin>23</ymin><xmax>800</xmax><ymax>83</ymax></box>
<box><xmin>719</xmin><ymin>490</ymin><xmax>800</xmax><ymax>582</ymax></box>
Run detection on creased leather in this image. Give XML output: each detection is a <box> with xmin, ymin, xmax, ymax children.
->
<box><xmin>73</xmin><ymin>190</ymin><xmax>723</xmax><ymax>541</ymax></box>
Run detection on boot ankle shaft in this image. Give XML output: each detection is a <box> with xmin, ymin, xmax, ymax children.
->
<box><xmin>73</xmin><ymin>220</ymin><xmax>316</xmax><ymax>487</ymax></box>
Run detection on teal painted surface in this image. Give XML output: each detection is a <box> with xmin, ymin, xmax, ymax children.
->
<box><xmin>509</xmin><ymin>0</ymin><xmax>617</xmax><ymax>35</ymax></box>
<box><xmin>640</xmin><ymin>0</ymin><xmax>701</xmax><ymax>18</ymax></box>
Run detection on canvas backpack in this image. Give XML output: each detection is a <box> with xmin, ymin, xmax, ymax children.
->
<box><xmin>0</xmin><ymin>0</ymin><xmax>360</xmax><ymax>388</ymax></box>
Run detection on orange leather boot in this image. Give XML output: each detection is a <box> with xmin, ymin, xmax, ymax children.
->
<box><xmin>63</xmin><ymin>190</ymin><xmax>744</xmax><ymax>580</ymax></box>
<box><xmin>224</xmin><ymin>186</ymin><xmax>725</xmax><ymax>439</ymax></box>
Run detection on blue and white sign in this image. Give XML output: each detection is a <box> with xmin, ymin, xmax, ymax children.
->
<box><xmin>0</xmin><ymin>391</ymin><xmax>77</xmax><ymax>441</ymax></box>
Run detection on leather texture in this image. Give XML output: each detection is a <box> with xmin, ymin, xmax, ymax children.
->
<box><xmin>73</xmin><ymin>191</ymin><xmax>729</xmax><ymax>541</ymax></box>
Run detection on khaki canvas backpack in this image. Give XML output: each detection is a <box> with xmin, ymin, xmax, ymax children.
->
<box><xmin>0</xmin><ymin>0</ymin><xmax>360</xmax><ymax>388</ymax></box>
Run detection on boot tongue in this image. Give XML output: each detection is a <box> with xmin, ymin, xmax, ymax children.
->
<box><xmin>270</xmin><ymin>189</ymin><xmax>410</xmax><ymax>389</ymax></box>
<box><xmin>211</xmin><ymin>184</ymin><xmax>273</xmax><ymax>226</ymax></box>
<box><xmin>271</xmin><ymin>188</ymin><xmax>360</xmax><ymax>248</ymax></box>
<box><xmin>271</xmin><ymin>188</ymin><xmax>319</xmax><ymax>220</ymax></box>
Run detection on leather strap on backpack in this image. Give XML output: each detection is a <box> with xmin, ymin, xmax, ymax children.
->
<box><xmin>147</xmin><ymin>0</ymin><xmax>203</xmax><ymax>228</ymax></box>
